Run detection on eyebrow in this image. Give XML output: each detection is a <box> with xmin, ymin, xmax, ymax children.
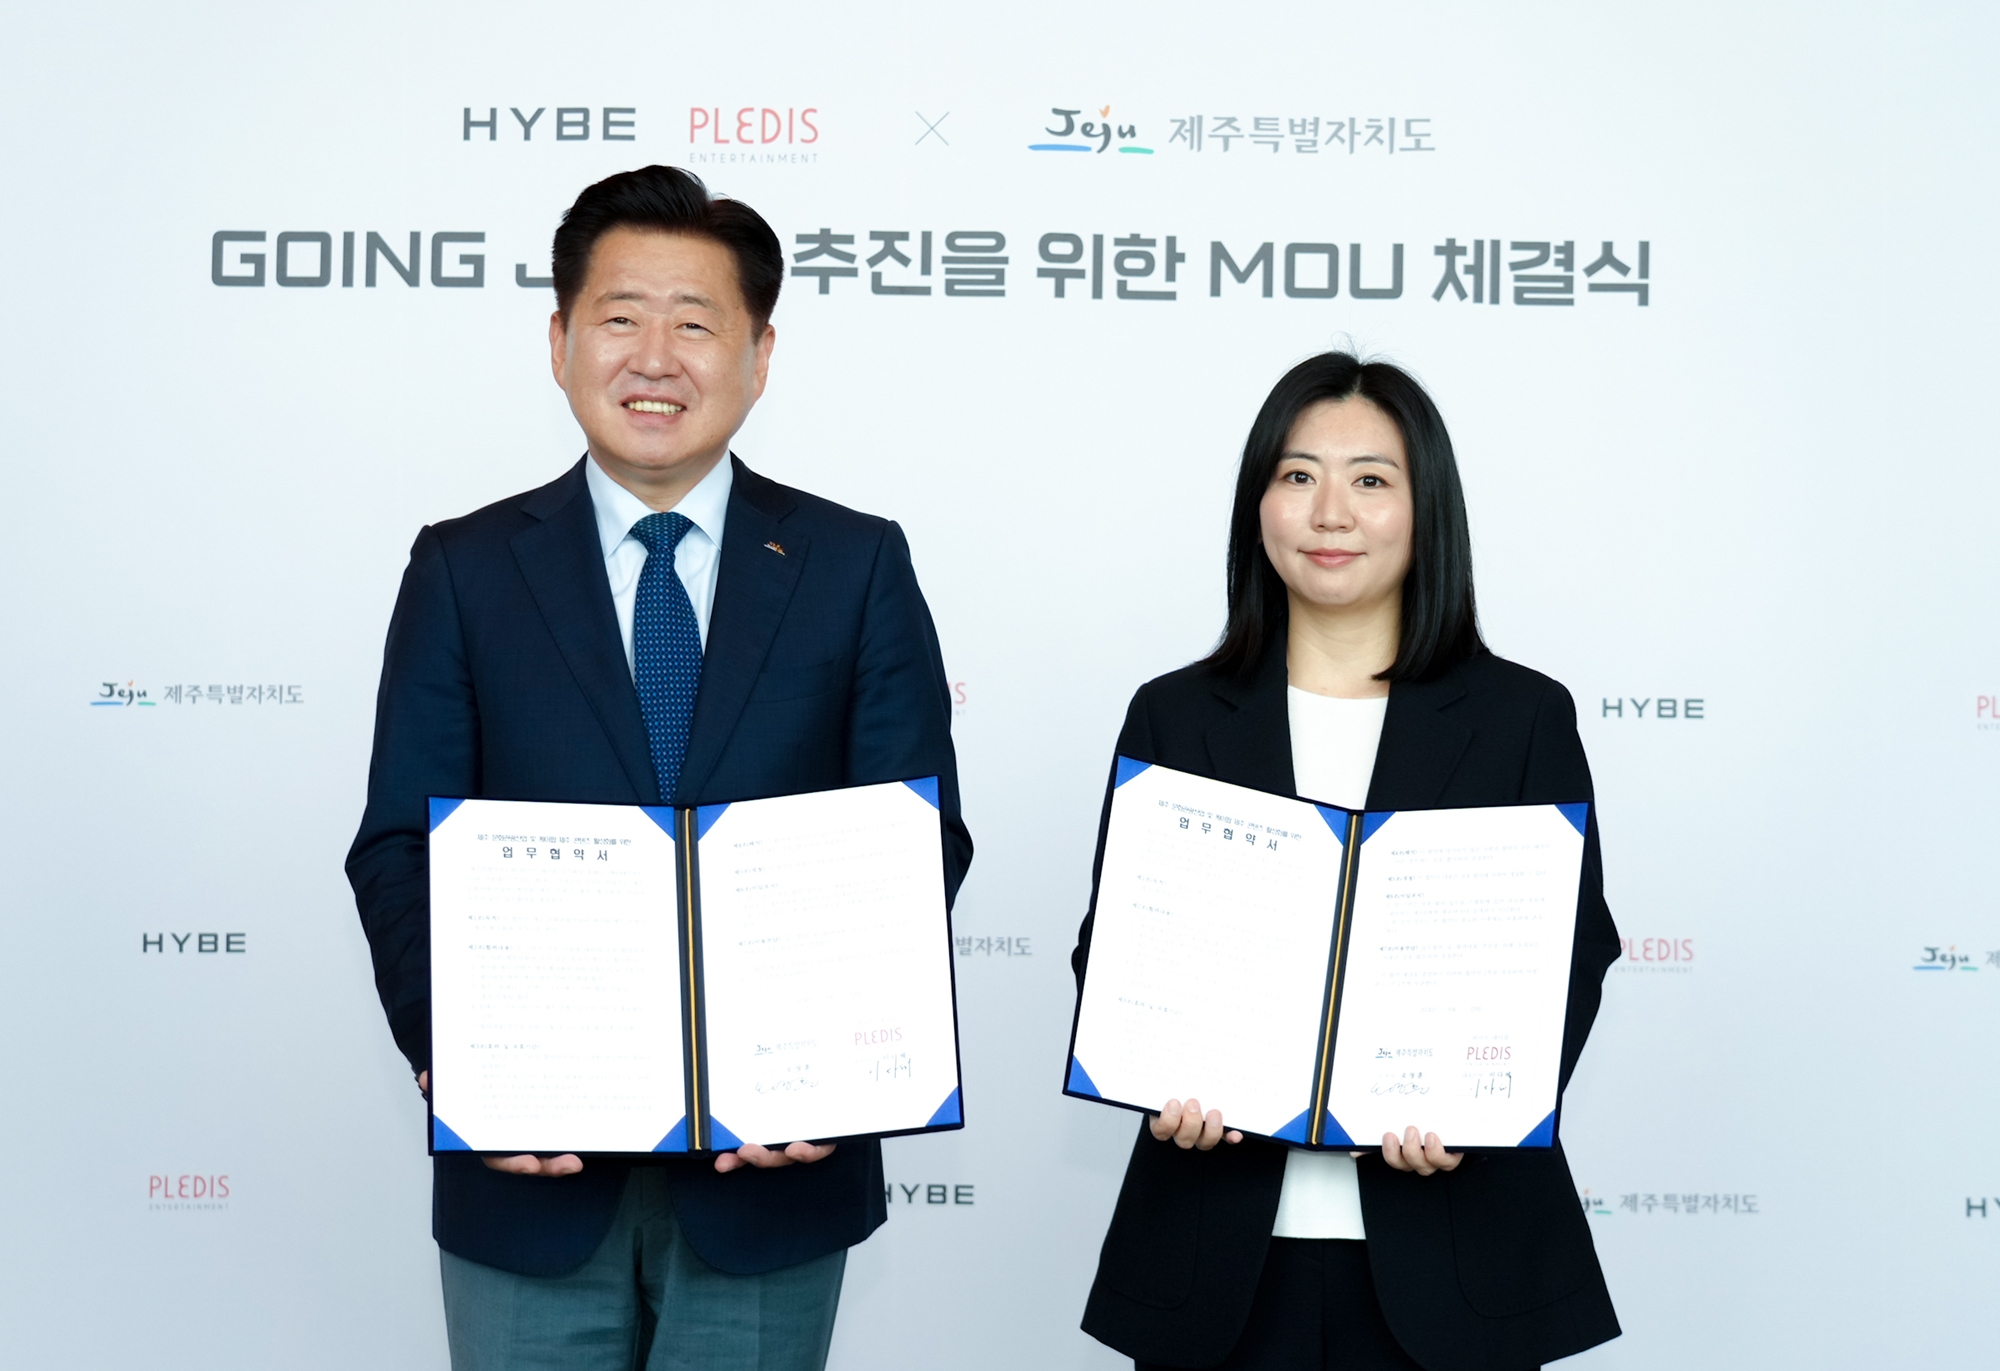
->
<box><xmin>601</xmin><ymin>289</ymin><xmax>721</xmax><ymax>310</ymax></box>
<box><xmin>1281</xmin><ymin>450</ymin><xmax>1401</xmax><ymax>467</ymax></box>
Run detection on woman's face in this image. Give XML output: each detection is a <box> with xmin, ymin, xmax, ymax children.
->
<box><xmin>1258</xmin><ymin>396</ymin><xmax>1415</xmax><ymax>615</ymax></box>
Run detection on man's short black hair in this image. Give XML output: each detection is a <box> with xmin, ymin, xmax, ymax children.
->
<box><xmin>550</xmin><ymin>165</ymin><xmax>783</xmax><ymax>329</ymax></box>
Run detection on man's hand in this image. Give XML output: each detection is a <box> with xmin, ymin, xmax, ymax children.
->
<box><xmin>1380</xmin><ymin>1125</ymin><xmax>1463</xmax><ymax>1175</ymax></box>
<box><xmin>416</xmin><ymin>1072</ymin><xmax>586</xmax><ymax>1177</ymax></box>
<box><xmin>483</xmin><ymin>1152</ymin><xmax>585</xmax><ymax>1176</ymax></box>
<box><xmin>715</xmin><ymin>1141</ymin><xmax>837</xmax><ymax>1174</ymax></box>
<box><xmin>1148</xmin><ymin>1098</ymin><xmax>1243</xmax><ymax>1151</ymax></box>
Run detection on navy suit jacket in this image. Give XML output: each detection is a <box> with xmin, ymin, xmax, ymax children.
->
<box><xmin>346</xmin><ymin>455</ymin><xmax>972</xmax><ymax>1278</ymax></box>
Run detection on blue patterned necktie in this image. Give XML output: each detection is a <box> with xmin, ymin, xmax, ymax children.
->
<box><xmin>629</xmin><ymin>512</ymin><xmax>703</xmax><ymax>801</ymax></box>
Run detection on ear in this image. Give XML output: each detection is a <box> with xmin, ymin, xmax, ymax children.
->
<box><xmin>548</xmin><ymin>311</ymin><xmax>569</xmax><ymax>391</ymax></box>
<box><xmin>750</xmin><ymin>323</ymin><xmax>776</xmax><ymax>402</ymax></box>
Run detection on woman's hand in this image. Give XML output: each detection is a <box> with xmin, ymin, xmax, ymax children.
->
<box><xmin>1149</xmin><ymin>1098</ymin><xmax>1243</xmax><ymax>1150</ymax></box>
<box><xmin>1381</xmin><ymin>1125</ymin><xmax>1462</xmax><ymax>1175</ymax></box>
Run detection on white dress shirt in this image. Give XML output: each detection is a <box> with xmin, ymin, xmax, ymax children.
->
<box><xmin>583</xmin><ymin>453</ymin><xmax>733</xmax><ymax>676</ymax></box>
<box><xmin>1270</xmin><ymin>686</ymin><xmax>1390</xmax><ymax>1241</ymax></box>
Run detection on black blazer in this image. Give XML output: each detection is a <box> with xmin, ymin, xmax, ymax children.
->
<box><xmin>346</xmin><ymin>455</ymin><xmax>972</xmax><ymax>1278</ymax></box>
<box><xmin>1072</xmin><ymin>643</ymin><xmax>1620</xmax><ymax>1371</ymax></box>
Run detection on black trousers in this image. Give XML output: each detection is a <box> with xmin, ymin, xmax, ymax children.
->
<box><xmin>1135</xmin><ymin>1240</ymin><xmax>1432</xmax><ymax>1371</ymax></box>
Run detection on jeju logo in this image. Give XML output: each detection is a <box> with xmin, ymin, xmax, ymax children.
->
<box><xmin>1031</xmin><ymin>106</ymin><xmax>1150</xmax><ymax>155</ymax></box>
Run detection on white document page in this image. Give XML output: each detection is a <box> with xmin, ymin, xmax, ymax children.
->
<box><xmin>697</xmin><ymin>781</ymin><xmax>957</xmax><ymax>1146</ymax></box>
<box><xmin>430</xmin><ymin>800</ymin><xmax>685</xmax><ymax>1153</ymax></box>
<box><xmin>1070</xmin><ymin>763</ymin><xmax>1346</xmax><ymax>1141</ymax></box>
<box><xmin>1323</xmin><ymin>805</ymin><xmax>1584</xmax><ymax>1148</ymax></box>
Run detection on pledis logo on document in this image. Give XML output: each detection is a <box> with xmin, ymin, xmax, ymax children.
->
<box><xmin>1614</xmin><ymin>936</ymin><xmax>1694</xmax><ymax>973</ymax></box>
<box><xmin>149</xmin><ymin>1173</ymin><xmax>231</xmax><ymax>1212</ymax></box>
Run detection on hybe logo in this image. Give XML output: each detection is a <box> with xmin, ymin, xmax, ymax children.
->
<box><xmin>1615</xmin><ymin>935</ymin><xmax>1694</xmax><ymax>974</ymax></box>
<box><xmin>143</xmin><ymin>932</ymin><xmax>247</xmax><ymax>954</ymax></box>
<box><xmin>1031</xmin><ymin>106</ymin><xmax>1151</xmax><ymax>155</ymax></box>
<box><xmin>884</xmin><ymin>1181</ymin><xmax>974</xmax><ymax>1206</ymax></box>
<box><xmin>149</xmin><ymin>1173</ymin><xmax>230</xmax><ymax>1212</ymax></box>
<box><xmin>462</xmin><ymin>105</ymin><xmax>636</xmax><ymax>142</ymax></box>
<box><xmin>1600</xmin><ymin>697</ymin><xmax>1705</xmax><ymax>720</ymax></box>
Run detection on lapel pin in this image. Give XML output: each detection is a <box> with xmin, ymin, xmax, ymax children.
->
<box><xmin>764</xmin><ymin>541</ymin><xmax>786</xmax><ymax>556</ymax></box>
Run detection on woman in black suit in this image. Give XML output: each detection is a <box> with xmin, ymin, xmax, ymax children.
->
<box><xmin>1072</xmin><ymin>352</ymin><xmax>1622</xmax><ymax>1371</ymax></box>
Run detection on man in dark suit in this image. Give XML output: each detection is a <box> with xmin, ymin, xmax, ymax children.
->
<box><xmin>346</xmin><ymin>165</ymin><xmax>971</xmax><ymax>1371</ymax></box>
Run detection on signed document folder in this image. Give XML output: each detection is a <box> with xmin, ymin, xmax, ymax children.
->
<box><xmin>427</xmin><ymin>778</ymin><xmax>962</xmax><ymax>1156</ymax></box>
<box><xmin>1065</xmin><ymin>759</ymin><xmax>1587</xmax><ymax>1150</ymax></box>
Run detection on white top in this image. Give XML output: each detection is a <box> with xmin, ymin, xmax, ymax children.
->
<box><xmin>584</xmin><ymin>453</ymin><xmax>733</xmax><ymax>675</ymax></box>
<box><xmin>1270</xmin><ymin>686</ymin><xmax>1390</xmax><ymax>1241</ymax></box>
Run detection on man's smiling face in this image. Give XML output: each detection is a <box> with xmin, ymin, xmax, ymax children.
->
<box><xmin>549</xmin><ymin>226</ymin><xmax>774</xmax><ymax>503</ymax></box>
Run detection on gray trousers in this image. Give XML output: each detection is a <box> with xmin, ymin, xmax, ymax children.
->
<box><xmin>440</xmin><ymin>1169</ymin><xmax>846</xmax><ymax>1371</ymax></box>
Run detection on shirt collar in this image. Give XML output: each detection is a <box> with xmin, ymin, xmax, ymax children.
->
<box><xmin>583</xmin><ymin>452</ymin><xmax>734</xmax><ymax>559</ymax></box>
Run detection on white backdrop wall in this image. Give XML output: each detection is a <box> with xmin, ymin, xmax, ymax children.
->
<box><xmin>3</xmin><ymin>3</ymin><xmax>1998</xmax><ymax>1367</ymax></box>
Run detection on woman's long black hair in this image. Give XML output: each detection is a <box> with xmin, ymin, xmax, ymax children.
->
<box><xmin>1200</xmin><ymin>351</ymin><xmax>1484</xmax><ymax>682</ymax></box>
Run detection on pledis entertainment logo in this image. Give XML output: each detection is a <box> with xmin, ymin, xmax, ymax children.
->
<box><xmin>1978</xmin><ymin>695</ymin><xmax>2000</xmax><ymax>731</ymax></box>
<box><xmin>689</xmin><ymin>105</ymin><xmax>818</xmax><ymax>144</ymax></box>
<box><xmin>150</xmin><ymin>1173</ymin><xmax>230</xmax><ymax>1212</ymax></box>
<box><xmin>1615</xmin><ymin>935</ymin><xmax>1694</xmax><ymax>973</ymax></box>
<box><xmin>686</xmin><ymin>105</ymin><xmax>820</xmax><ymax>166</ymax></box>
